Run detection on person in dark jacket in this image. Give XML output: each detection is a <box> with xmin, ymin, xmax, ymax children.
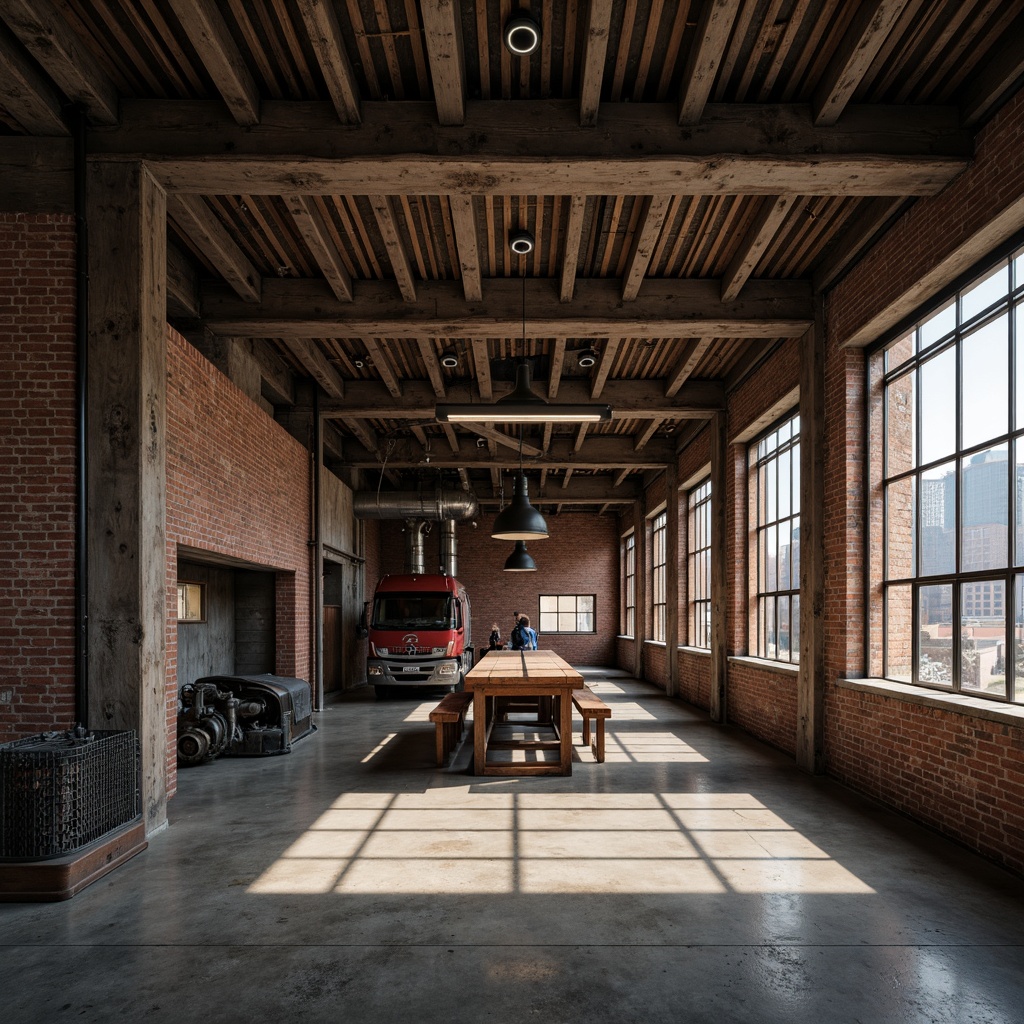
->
<box><xmin>488</xmin><ymin>622</ymin><xmax>502</xmax><ymax>649</ymax></box>
<box><xmin>517</xmin><ymin>615</ymin><xmax>538</xmax><ymax>650</ymax></box>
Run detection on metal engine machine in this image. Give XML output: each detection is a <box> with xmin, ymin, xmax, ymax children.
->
<box><xmin>177</xmin><ymin>674</ymin><xmax>316</xmax><ymax>766</ymax></box>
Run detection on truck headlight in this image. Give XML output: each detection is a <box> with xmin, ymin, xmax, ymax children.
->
<box><xmin>368</xmin><ymin>664</ymin><xmax>383</xmax><ymax>676</ymax></box>
<box><xmin>437</xmin><ymin>663</ymin><xmax>456</xmax><ymax>676</ymax></box>
<box><xmin>372</xmin><ymin>645</ymin><xmax>389</xmax><ymax>656</ymax></box>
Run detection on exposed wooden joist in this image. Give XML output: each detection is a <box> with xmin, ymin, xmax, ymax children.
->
<box><xmin>591</xmin><ymin>339</ymin><xmax>621</xmax><ymax>398</ymax></box>
<box><xmin>167</xmin><ymin>194</ymin><xmax>261</xmax><ymax>303</ymax></box>
<box><xmin>201</xmin><ymin>277</ymin><xmax>813</xmax><ymax>340</ymax></box>
<box><xmin>418</xmin><ymin>339</ymin><xmax>448</xmax><ymax>398</ymax></box>
<box><xmin>420</xmin><ymin>0</ymin><xmax>466</xmax><ymax>126</ymax></box>
<box><xmin>166</xmin><ymin>0</ymin><xmax>260</xmax><ymax>126</ymax></box>
<box><xmin>812</xmin><ymin>197</ymin><xmax>908</xmax><ymax>293</ymax></box>
<box><xmin>678</xmin><ymin>0</ymin><xmax>743</xmax><ymax>125</ymax></box>
<box><xmin>0</xmin><ymin>137</ymin><xmax>73</xmax><ymax>213</ymax></box>
<box><xmin>548</xmin><ymin>339</ymin><xmax>566</xmax><ymax>399</ymax></box>
<box><xmin>283</xmin><ymin>194</ymin><xmax>352</xmax><ymax>302</ymax></box>
<box><xmin>634</xmin><ymin>419</ymin><xmax>663</xmax><ymax>451</ymax></box>
<box><xmin>166</xmin><ymin>242</ymin><xmax>199</xmax><ymax>318</ymax></box>
<box><xmin>369</xmin><ymin>194</ymin><xmax>417</xmax><ymax>301</ymax></box>
<box><xmin>280</xmin><ymin>340</ymin><xmax>344</xmax><ymax>398</ymax></box>
<box><xmin>443</xmin><ymin>424</ymin><xmax>460</xmax><ymax>454</ymax></box>
<box><xmin>296</xmin><ymin>0</ymin><xmax>361</xmax><ymax>124</ymax></box>
<box><xmin>813</xmin><ymin>0</ymin><xmax>911</xmax><ymax>127</ymax></box>
<box><xmin>250</xmin><ymin>340</ymin><xmax>295</xmax><ymax>406</ymax></box>
<box><xmin>621</xmin><ymin>195</ymin><xmax>673</xmax><ymax>301</ymax></box>
<box><xmin>101</xmin><ymin>100</ymin><xmax>972</xmax><ymax>198</ymax></box>
<box><xmin>342</xmin><ymin>435</ymin><xmax>675</xmax><ymax>471</ymax></box>
<box><xmin>460</xmin><ymin>425</ymin><xmax>543</xmax><ymax>457</ymax></box>
<box><xmin>579</xmin><ymin>0</ymin><xmax>614</xmax><ymax>127</ymax></box>
<box><xmin>0</xmin><ymin>0</ymin><xmax>118</xmax><ymax>125</ymax></box>
<box><xmin>363</xmin><ymin>338</ymin><xmax>402</xmax><ymax>398</ymax></box>
<box><xmin>573</xmin><ymin>424</ymin><xmax>588</xmax><ymax>453</ymax></box>
<box><xmin>721</xmin><ymin>196</ymin><xmax>793</xmax><ymax>302</ymax></box>
<box><xmin>560</xmin><ymin>195</ymin><xmax>587</xmax><ymax>302</ymax></box>
<box><xmin>562</xmin><ymin>468</ymin><xmax>574</xmax><ymax>488</ymax></box>
<box><xmin>0</xmin><ymin>21</ymin><xmax>67</xmax><ymax>135</ymax></box>
<box><xmin>319</xmin><ymin>378</ymin><xmax>724</xmax><ymax>422</ymax></box>
<box><xmin>665</xmin><ymin>338</ymin><xmax>714</xmax><ymax>397</ymax></box>
<box><xmin>961</xmin><ymin>10</ymin><xmax>1024</xmax><ymax>127</ymax></box>
<box><xmin>471</xmin><ymin>339</ymin><xmax>493</xmax><ymax>399</ymax></box>
<box><xmin>342</xmin><ymin>417</ymin><xmax>378</xmax><ymax>454</ymax></box>
<box><xmin>613</xmin><ymin>468</ymin><xmax>631</xmax><ymax>488</ymax></box>
<box><xmin>448</xmin><ymin>194</ymin><xmax>483</xmax><ymax>302</ymax></box>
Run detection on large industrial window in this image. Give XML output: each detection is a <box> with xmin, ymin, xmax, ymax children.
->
<box><xmin>539</xmin><ymin>595</ymin><xmax>595</xmax><ymax>634</ymax></box>
<box><xmin>751</xmin><ymin>412</ymin><xmax>800</xmax><ymax>662</ymax></box>
<box><xmin>881</xmin><ymin>245</ymin><xmax>1024</xmax><ymax>703</ymax></box>
<box><xmin>622</xmin><ymin>531</ymin><xmax>636</xmax><ymax>636</ymax></box>
<box><xmin>688</xmin><ymin>478</ymin><xmax>712</xmax><ymax>648</ymax></box>
<box><xmin>651</xmin><ymin>509</ymin><xmax>667</xmax><ymax>642</ymax></box>
<box><xmin>177</xmin><ymin>582</ymin><xmax>205</xmax><ymax>622</ymax></box>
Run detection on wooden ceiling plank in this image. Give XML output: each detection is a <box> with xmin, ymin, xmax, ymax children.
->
<box><xmin>548</xmin><ymin>339</ymin><xmax>566</xmax><ymax>399</ymax></box>
<box><xmin>282</xmin><ymin>340</ymin><xmax>345</xmax><ymax>398</ymax></box>
<box><xmin>363</xmin><ymin>338</ymin><xmax>402</xmax><ymax>398</ymax></box>
<box><xmin>721</xmin><ymin>195</ymin><xmax>793</xmax><ymax>302</ymax></box>
<box><xmin>399</xmin><ymin>194</ymin><xmax>430</xmax><ymax>279</ymax></box>
<box><xmin>201</xmin><ymin>276</ymin><xmax>813</xmax><ymax>339</ymax></box>
<box><xmin>444</xmin><ymin>424</ymin><xmax>461</xmax><ymax>454</ymax></box>
<box><xmin>563</xmin><ymin>468</ymin><xmax>575</xmax><ymax>488</ymax></box>
<box><xmin>621</xmin><ymin>195</ymin><xmax>673</xmax><ymax>301</ymax></box>
<box><xmin>462</xmin><ymin>424</ymin><xmax>543</xmax><ymax>457</ymax></box>
<box><xmin>471</xmin><ymin>339</ymin><xmax>492</xmax><ymax>400</ymax></box>
<box><xmin>812</xmin><ymin>196</ymin><xmax>908</xmax><ymax>293</ymax></box>
<box><xmin>613</xmin><ymin>468</ymin><xmax>631</xmax><ymax>488</ymax></box>
<box><xmin>0</xmin><ymin>22</ymin><xmax>68</xmax><ymax>134</ymax></box>
<box><xmin>369</xmin><ymin>194</ymin><xmax>418</xmax><ymax>302</ymax></box>
<box><xmin>591</xmin><ymin>338</ymin><xmax>622</xmax><ymax>399</ymax></box>
<box><xmin>296</xmin><ymin>0</ymin><xmax>360</xmax><ymax>122</ymax></box>
<box><xmin>421</xmin><ymin>0</ymin><xmax>466</xmax><ymax>126</ymax></box>
<box><xmin>560</xmin><ymin>195</ymin><xmax>587</xmax><ymax>303</ymax></box>
<box><xmin>542</xmin><ymin>421</ymin><xmax>553</xmax><ymax>453</ymax></box>
<box><xmin>284</xmin><ymin>194</ymin><xmax>353</xmax><ymax>302</ymax></box>
<box><xmin>813</xmin><ymin>0</ymin><xmax>911</xmax><ymax>127</ymax></box>
<box><xmin>634</xmin><ymin>418</ymin><xmax>663</xmax><ymax>451</ymax></box>
<box><xmin>579</xmin><ymin>0</ymin><xmax>614</xmax><ymax>126</ymax></box>
<box><xmin>168</xmin><ymin>194</ymin><xmax>261</xmax><ymax>303</ymax></box>
<box><xmin>342</xmin><ymin>416</ymin><xmax>379</xmax><ymax>454</ymax></box>
<box><xmin>665</xmin><ymin>338</ymin><xmax>714</xmax><ymax>397</ymax></box>
<box><xmin>0</xmin><ymin>0</ymin><xmax>118</xmax><ymax>125</ymax></box>
<box><xmin>573</xmin><ymin>423</ymin><xmax>588</xmax><ymax>454</ymax></box>
<box><xmin>166</xmin><ymin>0</ymin><xmax>260</xmax><ymax>126</ymax></box>
<box><xmin>418</xmin><ymin>339</ymin><xmax>448</xmax><ymax>398</ymax></box>
<box><xmin>961</xmin><ymin>10</ymin><xmax>1024</xmax><ymax>128</ymax></box>
<box><xmin>678</xmin><ymin>0</ymin><xmax>743</xmax><ymax>125</ymax></box>
<box><xmin>449</xmin><ymin>194</ymin><xmax>483</xmax><ymax>302</ymax></box>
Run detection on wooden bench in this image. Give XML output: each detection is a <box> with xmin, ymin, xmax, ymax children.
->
<box><xmin>571</xmin><ymin>685</ymin><xmax>611</xmax><ymax>763</ymax></box>
<box><xmin>429</xmin><ymin>690</ymin><xmax>473</xmax><ymax>767</ymax></box>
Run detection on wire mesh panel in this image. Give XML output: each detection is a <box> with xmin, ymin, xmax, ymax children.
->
<box><xmin>0</xmin><ymin>730</ymin><xmax>141</xmax><ymax>860</ymax></box>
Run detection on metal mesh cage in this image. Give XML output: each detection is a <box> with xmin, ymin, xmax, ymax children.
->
<box><xmin>0</xmin><ymin>729</ymin><xmax>141</xmax><ymax>860</ymax></box>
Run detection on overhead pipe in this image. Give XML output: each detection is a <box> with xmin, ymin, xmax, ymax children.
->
<box><xmin>404</xmin><ymin>519</ymin><xmax>429</xmax><ymax>575</ymax></box>
<box><xmin>440</xmin><ymin>519</ymin><xmax>457</xmax><ymax>577</ymax></box>
<box><xmin>354</xmin><ymin>485</ymin><xmax>478</xmax><ymax>522</ymax></box>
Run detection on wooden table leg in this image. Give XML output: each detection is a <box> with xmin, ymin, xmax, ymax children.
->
<box><xmin>473</xmin><ymin>689</ymin><xmax>486</xmax><ymax>775</ymax></box>
<box><xmin>559</xmin><ymin>689</ymin><xmax>573</xmax><ymax>775</ymax></box>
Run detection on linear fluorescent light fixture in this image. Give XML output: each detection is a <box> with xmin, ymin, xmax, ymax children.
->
<box><xmin>435</xmin><ymin>361</ymin><xmax>612</xmax><ymax>424</ymax></box>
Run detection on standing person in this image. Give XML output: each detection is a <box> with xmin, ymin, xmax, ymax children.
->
<box><xmin>488</xmin><ymin>622</ymin><xmax>502</xmax><ymax>650</ymax></box>
<box><xmin>510</xmin><ymin>611</ymin><xmax>525</xmax><ymax>650</ymax></box>
<box><xmin>518</xmin><ymin>614</ymin><xmax>538</xmax><ymax>650</ymax></box>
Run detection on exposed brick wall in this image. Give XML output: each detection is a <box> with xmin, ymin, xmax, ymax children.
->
<box><xmin>0</xmin><ymin>214</ymin><xmax>77</xmax><ymax>742</ymax></box>
<box><xmin>728</xmin><ymin>662</ymin><xmax>798</xmax><ymax>756</ymax></box>
<box><xmin>678</xmin><ymin>649</ymin><xmax>710</xmax><ymax>710</ymax></box>
<box><xmin>376</xmin><ymin>511</ymin><xmax>619</xmax><ymax>665</ymax></box>
<box><xmin>165</xmin><ymin>329</ymin><xmax>312</xmax><ymax>793</ymax></box>
<box><xmin>643</xmin><ymin>642</ymin><xmax>668</xmax><ymax>689</ymax></box>
<box><xmin>825</xmin><ymin>686</ymin><xmax>1024</xmax><ymax>876</ymax></box>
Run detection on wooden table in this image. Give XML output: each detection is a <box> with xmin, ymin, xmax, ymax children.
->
<box><xmin>465</xmin><ymin>649</ymin><xmax>584</xmax><ymax>776</ymax></box>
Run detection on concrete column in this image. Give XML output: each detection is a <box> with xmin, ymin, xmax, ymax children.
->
<box><xmin>86</xmin><ymin>161</ymin><xmax>168</xmax><ymax>833</ymax></box>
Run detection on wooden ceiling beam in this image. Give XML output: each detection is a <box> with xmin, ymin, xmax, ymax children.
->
<box><xmin>547</xmin><ymin>339</ymin><xmax>566</xmax><ymax>399</ymax></box>
<box><xmin>621</xmin><ymin>195</ymin><xmax>673</xmax><ymax>301</ymax></box>
<box><xmin>342</xmin><ymin>417</ymin><xmax>379</xmax><ymax>454</ymax></box>
<box><xmin>560</xmin><ymin>195</ymin><xmax>587</xmax><ymax>303</ymax></box>
<box><xmin>166</xmin><ymin>242</ymin><xmax>199</xmax><ymax>318</ymax></box>
<box><xmin>369</xmin><ymin>194</ymin><xmax>417</xmax><ymax>301</ymax></box>
<box><xmin>0</xmin><ymin>22</ymin><xmax>68</xmax><ymax>135</ymax></box>
<box><xmin>166</xmin><ymin>0</ymin><xmax>260</xmax><ymax>127</ymax></box>
<box><xmin>460</xmin><ymin>424</ymin><xmax>543</xmax><ymax>457</ymax></box>
<box><xmin>280</xmin><ymin>340</ymin><xmax>345</xmax><ymax>398</ymax></box>
<box><xmin>283</xmin><ymin>194</ymin><xmax>352</xmax><ymax>301</ymax></box>
<box><xmin>418</xmin><ymin>339</ymin><xmax>448</xmax><ymax>398</ymax></box>
<box><xmin>444</xmin><ymin>424</ymin><xmax>461</xmax><ymax>454</ymax></box>
<box><xmin>296</xmin><ymin>0</ymin><xmax>361</xmax><ymax>124</ymax></box>
<box><xmin>813</xmin><ymin>0</ymin><xmax>911</xmax><ymax>127</ymax></box>
<box><xmin>573</xmin><ymin>424</ymin><xmax>588</xmax><ymax>453</ymax></box>
<box><xmin>579</xmin><ymin>0</ymin><xmax>614</xmax><ymax>127</ymax></box>
<box><xmin>448</xmin><ymin>194</ymin><xmax>483</xmax><ymax>302</ymax></box>
<box><xmin>168</xmin><ymin>194</ymin><xmax>261</xmax><ymax>303</ymax></box>
<box><xmin>420</xmin><ymin>0</ymin><xmax>466</xmax><ymax>127</ymax></box>
<box><xmin>665</xmin><ymin>338</ymin><xmax>714</xmax><ymax>397</ymax></box>
<box><xmin>0</xmin><ymin>0</ymin><xmax>118</xmax><ymax>125</ymax></box>
<box><xmin>363</xmin><ymin>338</ymin><xmax>402</xmax><ymax>398</ymax></box>
<box><xmin>102</xmin><ymin>100</ymin><xmax>972</xmax><ymax>198</ymax></box>
<box><xmin>634</xmin><ymin>419</ymin><xmax>663</xmax><ymax>451</ymax></box>
<box><xmin>678</xmin><ymin>0</ymin><xmax>743</xmax><ymax>125</ymax></box>
<box><xmin>591</xmin><ymin>339</ymin><xmax>621</xmax><ymax>398</ymax></box>
<box><xmin>471</xmin><ymin>339</ymin><xmax>492</xmax><ymax>399</ymax></box>
<box><xmin>200</xmin><ymin>277</ymin><xmax>813</xmax><ymax>340</ymax></box>
<box><xmin>250</xmin><ymin>341</ymin><xmax>295</xmax><ymax>406</ymax></box>
<box><xmin>721</xmin><ymin>195</ymin><xmax>794</xmax><ymax>302</ymax></box>
<box><xmin>812</xmin><ymin>196</ymin><xmax>908</xmax><ymax>293</ymax></box>
<box><xmin>961</xmin><ymin>10</ymin><xmax>1024</xmax><ymax>128</ymax></box>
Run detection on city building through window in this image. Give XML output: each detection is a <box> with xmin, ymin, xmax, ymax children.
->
<box><xmin>651</xmin><ymin>510</ymin><xmax>667</xmax><ymax>642</ymax></box>
<box><xmin>688</xmin><ymin>478</ymin><xmax>712</xmax><ymax>649</ymax></box>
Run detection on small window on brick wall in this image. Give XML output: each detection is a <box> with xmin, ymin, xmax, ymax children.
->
<box><xmin>540</xmin><ymin>595</ymin><xmax>595</xmax><ymax>633</ymax></box>
<box><xmin>177</xmin><ymin>582</ymin><xmax>206</xmax><ymax>623</ymax></box>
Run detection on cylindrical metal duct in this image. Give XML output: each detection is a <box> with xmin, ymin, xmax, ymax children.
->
<box><xmin>405</xmin><ymin>519</ymin><xmax>428</xmax><ymax>574</ymax></box>
<box><xmin>354</xmin><ymin>486</ymin><xmax>478</xmax><ymax>521</ymax></box>
<box><xmin>441</xmin><ymin>519</ymin><xmax>457</xmax><ymax>577</ymax></box>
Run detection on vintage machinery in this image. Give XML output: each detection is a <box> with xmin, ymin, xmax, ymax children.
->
<box><xmin>177</xmin><ymin>674</ymin><xmax>315</xmax><ymax>766</ymax></box>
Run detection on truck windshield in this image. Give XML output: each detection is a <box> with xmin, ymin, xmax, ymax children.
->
<box><xmin>371</xmin><ymin>593</ymin><xmax>454</xmax><ymax>630</ymax></box>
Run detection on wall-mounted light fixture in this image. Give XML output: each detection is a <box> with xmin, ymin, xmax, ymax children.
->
<box><xmin>503</xmin><ymin>12</ymin><xmax>540</xmax><ymax>56</ymax></box>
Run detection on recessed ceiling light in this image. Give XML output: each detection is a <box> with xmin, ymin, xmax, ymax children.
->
<box><xmin>577</xmin><ymin>348</ymin><xmax>597</xmax><ymax>368</ymax></box>
<box><xmin>440</xmin><ymin>350</ymin><xmax>459</xmax><ymax>368</ymax></box>
<box><xmin>353</xmin><ymin>359</ymin><xmax>364</xmax><ymax>368</ymax></box>
<box><xmin>504</xmin><ymin>12</ymin><xmax>540</xmax><ymax>56</ymax></box>
<box><xmin>509</xmin><ymin>230</ymin><xmax>534</xmax><ymax>255</ymax></box>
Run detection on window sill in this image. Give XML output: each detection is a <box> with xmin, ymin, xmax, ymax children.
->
<box><xmin>728</xmin><ymin>655</ymin><xmax>800</xmax><ymax>677</ymax></box>
<box><xmin>644</xmin><ymin>640</ymin><xmax>667</xmax><ymax>648</ymax></box>
<box><xmin>679</xmin><ymin>645</ymin><xmax>712</xmax><ymax>657</ymax></box>
<box><xmin>836</xmin><ymin>677</ymin><xmax>1024</xmax><ymax>728</ymax></box>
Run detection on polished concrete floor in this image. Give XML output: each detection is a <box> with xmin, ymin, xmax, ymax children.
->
<box><xmin>3</xmin><ymin>670</ymin><xmax>1023</xmax><ymax>1023</ymax></box>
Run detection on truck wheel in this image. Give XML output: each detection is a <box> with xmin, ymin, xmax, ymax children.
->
<box><xmin>374</xmin><ymin>685</ymin><xmax>391</xmax><ymax>701</ymax></box>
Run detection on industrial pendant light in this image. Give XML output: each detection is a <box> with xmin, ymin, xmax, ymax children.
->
<box><xmin>492</xmin><ymin>423</ymin><xmax>549</xmax><ymax>540</ymax></box>
<box><xmin>503</xmin><ymin>540</ymin><xmax>537</xmax><ymax>571</ymax></box>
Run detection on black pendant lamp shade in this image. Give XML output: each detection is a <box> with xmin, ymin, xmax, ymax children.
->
<box><xmin>491</xmin><ymin>472</ymin><xmax>549</xmax><ymax>540</ymax></box>
<box><xmin>503</xmin><ymin>540</ymin><xmax>537</xmax><ymax>571</ymax></box>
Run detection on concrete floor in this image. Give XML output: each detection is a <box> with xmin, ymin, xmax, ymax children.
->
<box><xmin>2</xmin><ymin>670</ymin><xmax>1023</xmax><ymax>1023</ymax></box>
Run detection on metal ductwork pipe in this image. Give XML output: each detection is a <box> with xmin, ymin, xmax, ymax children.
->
<box><xmin>441</xmin><ymin>519</ymin><xmax>457</xmax><ymax>577</ymax></box>
<box><xmin>405</xmin><ymin>519</ymin><xmax>429</xmax><ymax>574</ymax></box>
<box><xmin>353</xmin><ymin>486</ymin><xmax>478</xmax><ymax>521</ymax></box>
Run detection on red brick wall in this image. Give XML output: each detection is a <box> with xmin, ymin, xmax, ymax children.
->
<box><xmin>0</xmin><ymin>214</ymin><xmax>77</xmax><ymax>742</ymax></box>
<box><xmin>643</xmin><ymin>642</ymin><xmax>668</xmax><ymax>689</ymax></box>
<box><xmin>376</xmin><ymin>510</ymin><xmax>619</xmax><ymax>665</ymax></box>
<box><xmin>728</xmin><ymin>661</ymin><xmax>799</xmax><ymax>756</ymax></box>
<box><xmin>165</xmin><ymin>329</ymin><xmax>312</xmax><ymax>792</ymax></box>
<box><xmin>678</xmin><ymin>649</ymin><xmax>710</xmax><ymax>709</ymax></box>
